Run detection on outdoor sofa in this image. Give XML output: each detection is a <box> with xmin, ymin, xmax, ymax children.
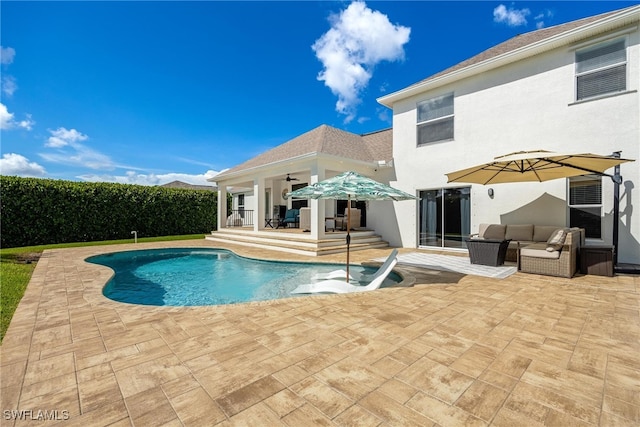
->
<box><xmin>471</xmin><ymin>223</ymin><xmax>585</xmax><ymax>278</ymax></box>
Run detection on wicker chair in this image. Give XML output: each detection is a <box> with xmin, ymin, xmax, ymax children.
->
<box><xmin>519</xmin><ymin>229</ymin><xmax>582</xmax><ymax>278</ymax></box>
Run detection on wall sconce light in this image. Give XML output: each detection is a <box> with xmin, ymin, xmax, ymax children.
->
<box><xmin>487</xmin><ymin>188</ymin><xmax>494</xmax><ymax>197</ymax></box>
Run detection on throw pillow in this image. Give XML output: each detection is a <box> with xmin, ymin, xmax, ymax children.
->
<box><xmin>546</xmin><ymin>229</ymin><xmax>567</xmax><ymax>252</ymax></box>
<box><xmin>483</xmin><ymin>224</ymin><xmax>506</xmax><ymax>240</ymax></box>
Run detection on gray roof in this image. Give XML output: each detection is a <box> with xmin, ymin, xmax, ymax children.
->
<box><xmin>214</xmin><ymin>125</ymin><xmax>392</xmax><ymax>179</ymax></box>
<box><xmin>379</xmin><ymin>5</ymin><xmax>639</xmax><ymax>106</ymax></box>
<box><xmin>414</xmin><ymin>8</ymin><xmax>624</xmax><ymax>87</ymax></box>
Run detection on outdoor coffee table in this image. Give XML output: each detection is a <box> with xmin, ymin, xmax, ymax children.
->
<box><xmin>466</xmin><ymin>238</ymin><xmax>511</xmax><ymax>267</ymax></box>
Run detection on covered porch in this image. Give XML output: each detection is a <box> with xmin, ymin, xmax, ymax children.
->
<box><xmin>209</xmin><ymin>125</ymin><xmax>399</xmax><ymax>250</ymax></box>
<box><xmin>213</xmin><ymin>163</ymin><xmax>390</xmax><ymax>243</ymax></box>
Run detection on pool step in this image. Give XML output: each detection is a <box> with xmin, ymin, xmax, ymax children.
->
<box><xmin>205</xmin><ymin>228</ymin><xmax>389</xmax><ymax>256</ymax></box>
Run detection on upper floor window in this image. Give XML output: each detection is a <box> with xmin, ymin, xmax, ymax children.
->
<box><xmin>417</xmin><ymin>93</ymin><xmax>454</xmax><ymax>146</ymax></box>
<box><xmin>575</xmin><ymin>38</ymin><xmax>626</xmax><ymax>101</ymax></box>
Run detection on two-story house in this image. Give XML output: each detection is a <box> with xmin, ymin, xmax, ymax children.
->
<box><xmin>377</xmin><ymin>4</ymin><xmax>639</xmax><ymax>265</ymax></box>
<box><xmin>212</xmin><ymin>5</ymin><xmax>639</xmax><ymax>265</ymax></box>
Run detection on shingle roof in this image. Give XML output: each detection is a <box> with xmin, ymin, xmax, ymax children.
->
<box><xmin>379</xmin><ymin>4</ymin><xmax>639</xmax><ymax>106</ymax></box>
<box><xmin>413</xmin><ymin>8</ymin><xmax>623</xmax><ymax>87</ymax></box>
<box><xmin>214</xmin><ymin>125</ymin><xmax>392</xmax><ymax>179</ymax></box>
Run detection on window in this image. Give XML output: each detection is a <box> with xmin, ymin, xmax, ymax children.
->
<box><xmin>568</xmin><ymin>175</ymin><xmax>602</xmax><ymax>239</ymax></box>
<box><xmin>238</xmin><ymin>194</ymin><xmax>245</xmax><ymax>218</ymax></box>
<box><xmin>575</xmin><ymin>38</ymin><xmax>626</xmax><ymax>101</ymax></box>
<box><xmin>417</xmin><ymin>93</ymin><xmax>454</xmax><ymax>145</ymax></box>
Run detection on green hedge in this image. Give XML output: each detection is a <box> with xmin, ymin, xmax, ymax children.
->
<box><xmin>0</xmin><ymin>176</ymin><xmax>217</xmax><ymax>248</ymax></box>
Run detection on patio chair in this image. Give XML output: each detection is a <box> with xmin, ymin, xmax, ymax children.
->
<box><xmin>279</xmin><ymin>208</ymin><xmax>299</xmax><ymax>228</ymax></box>
<box><xmin>290</xmin><ymin>256</ymin><xmax>398</xmax><ymax>294</ymax></box>
<box><xmin>310</xmin><ymin>248</ymin><xmax>399</xmax><ymax>282</ymax></box>
<box><xmin>335</xmin><ymin>208</ymin><xmax>361</xmax><ymax>230</ymax></box>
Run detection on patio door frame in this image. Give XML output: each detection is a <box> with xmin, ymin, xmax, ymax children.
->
<box><xmin>418</xmin><ymin>186</ymin><xmax>471</xmax><ymax>249</ymax></box>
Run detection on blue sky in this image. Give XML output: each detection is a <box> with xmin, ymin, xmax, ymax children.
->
<box><xmin>2</xmin><ymin>1</ymin><xmax>637</xmax><ymax>185</ymax></box>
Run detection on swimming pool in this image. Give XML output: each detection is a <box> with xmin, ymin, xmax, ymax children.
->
<box><xmin>87</xmin><ymin>248</ymin><xmax>401</xmax><ymax>306</ymax></box>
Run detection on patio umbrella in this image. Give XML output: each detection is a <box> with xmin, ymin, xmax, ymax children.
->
<box><xmin>446</xmin><ymin>150</ymin><xmax>634</xmax><ymax>265</ymax></box>
<box><xmin>445</xmin><ymin>150</ymin><xmax>633</xmax><ymax>185</ymax></box>
<box><xmin>286</xmin><ymin>171</ymin><xmax>417</xmax><ymax>281</ymax></box>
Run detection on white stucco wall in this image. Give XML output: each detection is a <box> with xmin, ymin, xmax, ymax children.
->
<box><xmin>387</xmin><ymin>29</ymin><xmax>640</xmax><ymax>263</ymax></box>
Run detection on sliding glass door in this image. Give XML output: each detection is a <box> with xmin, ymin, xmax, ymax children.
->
<box><xmin>419</xmin><ymin>187</ymin><xmax>470</xmax><ymax>248</ymax></box>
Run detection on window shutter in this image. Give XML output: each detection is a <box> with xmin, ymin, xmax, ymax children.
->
<box><xmin>576</xmin><ymin>40</ymin><xmax>626</xmax><ymax>73</ymax></box>
<box><xmin>418</xmin><ymin>117</ymin><xmax>454</xmax><ymax>145</ymax></box>
<box><xmin>569</xmin><ymin>177</ymin><xmax>602</xmax><ymax>205</ymax></box>
<box><xmin>577</xmin><ymin>65</ymin><xmax>626</xmax><ymax>100</ymax></box>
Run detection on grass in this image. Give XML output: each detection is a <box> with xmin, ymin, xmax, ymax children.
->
<box><xmin>0</xmin><ymin>234</ymin><xmax>205</xmax><ymax>342</ymax></box>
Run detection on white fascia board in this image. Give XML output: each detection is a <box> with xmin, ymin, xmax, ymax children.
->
<box><xmin>211</xmin><ymin>152</ymin><xmax>383</xmax><ymax>186</ymax></box>
<box><xmin>211</xmin><ymin>153</ymin><xmax>320</xmax><ymax>184</ymax></box>
<box><xmin>377</xmin><ymin>6</ymin><xmax>640</xmax><ymax>108</ymax></box>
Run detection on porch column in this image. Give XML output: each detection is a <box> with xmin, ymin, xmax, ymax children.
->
<box><xmin>309</xmin><ymin>166</ymin><xmax>326</xmax><ymax>239</ymax></box>
<box><xmin>254</xmin><ymin>177</ymin><xmax>265</xmax><ymax>232</ymax></box>
<box><xmin>217</xmin><ymin>185</ymin><xmax>227</xmax><ymax>230</ymax></box>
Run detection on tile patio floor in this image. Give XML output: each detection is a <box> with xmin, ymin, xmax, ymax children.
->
<box><xmin>1</xmin><ymin>240</ymin><xmax>639</xmax><ymax>426</ymax></box>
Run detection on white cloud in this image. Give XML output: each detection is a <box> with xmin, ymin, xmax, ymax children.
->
<box><xmin>313</xmin><ymin>1</ymin><xmax>410</xmax><ymax>123</ymax></box>
<box><xmin>0</xmin><ymin>153</ymin><xmax>46</xmax><ymax>177</ymax></box>
<box><xmin>17</xmin><ymin>114</ymin><xmax>35</xmax><ymax>131</ymax></box>
<box><xmin>0</xmin><ymin>102</ymin><xmax>34</xmax><ymax>130</ymax></box>
<box><xmin>0</xmin><ymin>103</ymin><xmax>14</xmax><ymax>130</ymax></box>
<box><xmin>2</xmin><ymin>75</ymin><xmax>17</xmax><ymax>97</ymax></box>
<box><xmin>534</xmin><ymin>9</ymin><xmax>554</xmax><ymax>29</ymax></box>
<box><xmin>1</xmin><ymin>47</ymin><xmax>18</xmax><ymax>97</ymax></box>
<box><xmin>39</xmin><ymin>146</ymin><xmax>115</xmax><ymax>170</ymax></box>
<box><xmin>46</xmin><ymin>127</ymin><xmax>89</xmax><ymax>148</ymax></box>
<box><xmin>0</xmin><ymin>46</ymin><xmax>15</xmax><ymax>65</ymax></box>
<box><xmin>77</xmin><ymin>170</ymin><xmax>220</xmax><ymax>186</ymax></box>
<box><xmin>41</xmin><ymin>127</ymin><xmax>116</xmax><ymax>170</ymax></box>
<box><xmin>377</xmin><ymin>108</ymin><xmax>390</xmax><ymax>124</ymax></box>
<box><xmin>493</xmin><ymin>4</ymin><xmax>530</xmax><ymax>27</ymax></box>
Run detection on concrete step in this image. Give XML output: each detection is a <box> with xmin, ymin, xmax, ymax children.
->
<box><xmin>206</xmin><ymin>228</ymin><xmax>389</xmax><ymax>256</ymax></box>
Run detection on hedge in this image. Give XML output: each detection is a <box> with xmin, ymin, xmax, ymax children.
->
<box><xmin>0</xmin><ymin>176</ymin><xmax>218</xmax><ymax>248</ymax></box>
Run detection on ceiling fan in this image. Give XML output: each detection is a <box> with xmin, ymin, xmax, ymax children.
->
<box><xmin>283</xmin><ymin>174</ymin><xmax>299</xmax><ymax>182</ymax></box>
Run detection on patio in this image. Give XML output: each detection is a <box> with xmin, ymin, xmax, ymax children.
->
<box><xmin>1</xmin><ymin>240</ymin><xmax>638</xmax><ymax>426</ymax></box>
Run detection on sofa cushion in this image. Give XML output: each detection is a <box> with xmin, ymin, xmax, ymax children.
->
<box><xmin>505</xmin><ymin>224</ymin><xmax>534</xmax><ymax>241</ymax></box>
<box><xmin>521</xmin><ymin>243</ymin><xmax>561</xmax><ymax>259</ymax></box>
<box><xmin>546</xmin><ymin>228</ymin><xmax>567</xmax><ymax>251</ymax></box>
<box><xmin>533</xmin><ymin>225</ymin><xmax>560</xmax><ymax>242</ymax></box>
<box><xmin>481</xmin><ymin>224</ymin><xmax>506</xmax><ymax>240</ymax></box>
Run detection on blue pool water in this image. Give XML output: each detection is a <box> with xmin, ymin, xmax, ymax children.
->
<box><xmin>87</xmin><ymin>248</ymin><xmax>401</xmax><ymax>306</ymax></box>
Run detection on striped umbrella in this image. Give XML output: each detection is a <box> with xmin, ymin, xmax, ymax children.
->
<box><xmin>286</xmin><ymin>171</ymin><xmax>416</xmax><ymax>281</ymax></box>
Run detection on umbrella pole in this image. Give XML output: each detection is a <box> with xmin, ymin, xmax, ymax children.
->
<box><xmin>612</xmin><ymin>152</ymin><xmax>621</xmax><ymax>266</ymax></box>
<box><xmin>346</xmin><ymin>198</ymin><xmax>351</xmax><ymax>282</ymax></box>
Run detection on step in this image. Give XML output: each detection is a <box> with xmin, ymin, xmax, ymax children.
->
<box><xmin>206</xmin><ymin>229</ymin><xmax>389</xmax><ymax>256</ymax></box>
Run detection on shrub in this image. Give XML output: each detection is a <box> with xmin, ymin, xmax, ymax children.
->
<box><xmin>0</xmin><ymin>176</ymin><xmax>217</xmax><ymax>248</ymax></box>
